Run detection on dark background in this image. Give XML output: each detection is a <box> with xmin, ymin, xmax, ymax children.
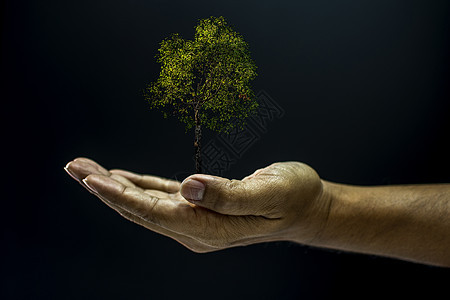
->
<box><xmin>2</xmin><ymin>0</ymin><xmax>449</xmax><ymax>299</ymax></box>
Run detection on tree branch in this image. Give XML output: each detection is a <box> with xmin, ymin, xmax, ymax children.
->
<box><xmin>202</xmin><ymin>75</ymin><xmax>225</xmax><ymax>104</ymax></box>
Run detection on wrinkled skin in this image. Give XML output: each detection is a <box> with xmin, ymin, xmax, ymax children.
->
<box><xmin>64</xmin><ymin>158</ymin><xmax>329</xmax><ymax>253</ymax></box>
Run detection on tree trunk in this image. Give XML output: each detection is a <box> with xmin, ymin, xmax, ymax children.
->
<box><xmin>194</xmin><ymin>109</ymin><xmax>202</xmax><ymax>174</ymax></box>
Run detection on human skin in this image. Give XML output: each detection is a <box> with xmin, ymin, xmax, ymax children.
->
<box><xmin>64</xmin><ymin>157</ymin><xmax>450</xmax><ymax>267</ymax></box>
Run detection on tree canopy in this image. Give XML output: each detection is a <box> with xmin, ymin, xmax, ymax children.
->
<box><xmin>144</xmin><ymin>16</ymin><xmax>258</xmax><ymax>133</ymax></box>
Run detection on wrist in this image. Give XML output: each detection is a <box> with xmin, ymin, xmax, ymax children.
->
<box><xmin>284</xmin><ymin>177</ymin><xmax>335</xmax><ymax>246</ymax></box>
<box><xmin>304</xmin><ymin>180</ymin><xmax>341</xmax><ymax>247</ymax></box>
<box><xmin>300</xmin><ymin>179</ymin><xmax>336</xmax><ymax>246</ymax></box>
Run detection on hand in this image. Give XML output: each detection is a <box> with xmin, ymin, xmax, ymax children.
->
<box><xmin>64</xmin><ymin>158</ymin><xmax>329</xmax><ymax>252</ymax></box>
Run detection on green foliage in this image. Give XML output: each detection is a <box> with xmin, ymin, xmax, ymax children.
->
<box><xmin>144</xmin><ymin>16</ymin><xmax>258</xmax><ymax>133</ymax></box>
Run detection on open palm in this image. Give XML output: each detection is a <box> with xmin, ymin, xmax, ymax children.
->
<box><xmin>64</xmin><ymin>158</ymin><xmax>295</xmax><ymax>252</ymax></box>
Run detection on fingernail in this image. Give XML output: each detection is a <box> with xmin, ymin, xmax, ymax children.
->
<box><xmin>181</xmin><ymin>179</ymin><xmax>205</xmax><ymax>201</ymax></box>
<box><xmin>82</xmin><ymin>178</ymin><xmax>98</xmax><ymax>194</ymax></box>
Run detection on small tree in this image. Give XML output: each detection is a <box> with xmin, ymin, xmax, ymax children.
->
<box><xmin>144</xmin><ymin>16</ymin><xmax>258</xmax><ymax>173</ymax></box>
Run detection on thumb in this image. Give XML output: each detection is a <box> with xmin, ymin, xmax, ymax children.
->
<box><xmin>180</xmin><ymin>174</ymin><xmax>268</xmax><ymax>216</ymax></box>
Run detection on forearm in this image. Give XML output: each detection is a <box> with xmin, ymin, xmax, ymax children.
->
<box><xmin>309</xmin><ymin>181</ymin><xmax>450</xmax><ymax>267</ymax></box>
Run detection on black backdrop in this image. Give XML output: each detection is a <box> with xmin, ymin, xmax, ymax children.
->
<box><xmin>2</xmin><ymin>0</ymin><xmax>449</xmax><ymax>299</ymax></box>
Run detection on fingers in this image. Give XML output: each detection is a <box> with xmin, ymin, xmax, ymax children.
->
<box><xmin>64</xmin><ymin>157</ymin><xmax>110</xmax><ymax>182</ymax></box>
<box><xmin>83</xmin><ymin>174</ymin><xmax>179</xmax><ymax>227</ymax></box>
<box><xmin>110</xmin><ymin>169</ymin><xmax>180</xmax><ymax>193</ymax></box>
<box><xmin>63</xmin><ymin>159</ymin><xmax>218</xmax><ymax>252</ymax></box>
<box><xmin>81</xmin><ymin>176</ymin><xmax>218</xmax><ymax>253</ymax></box>
<box><xmin>65</xmin><ymin>157</ymin><xmax>245</xmax><ymax>252</ymax></box>
<box><xmin>83</xmin><ymin>173</ymin><xmax>277</xmax><ymax>249</ymax></box>
<box><xmin>82</xmin><ymin>173</ymin><xmax>222</xmax><ymax>248</ymax></box>
<box><xmin>179</xmin><ymin>173</ymin><xmax>280</xmax><ymax>217</ymax></box>
<box><xmin>64</xmin><ymin>158</ymin><xmax>283</xmax><ymax>251</ymax></box>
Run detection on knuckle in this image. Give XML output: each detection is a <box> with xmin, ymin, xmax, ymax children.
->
<box><xmin>227</xmin><ymin>179</ymin><xmax>242</xmax><ymax>193</ymax></box>
<box><xmin>142</xmin><ymin>196</ymin><xmax>162</xmax><ymax>226</ymax></box>
<box><xmin>122</xmin><ymin>188</ymin><xmax>162</xmax><ymax>226</ymax></box>
<box><xmin>213</xmin><ymin>179</ymin><xmax>244</xmax><ymax>212</ymax></box>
